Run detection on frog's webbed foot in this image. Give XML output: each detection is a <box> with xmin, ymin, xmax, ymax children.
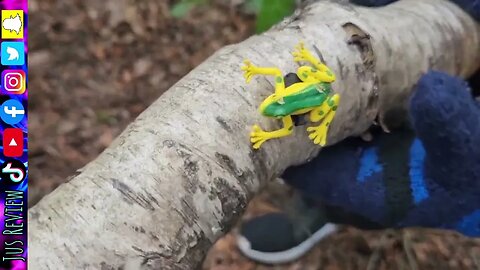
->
<box><xmin>241</xmin><ymin>59</ymin><xmax>259</xmax><ymax>83</ymax></box>
<box><xmin>241</xmin><ymin>59</ymin><xmax>283</xmax><ymax>83</ymax></box>
<box><xmin>250</xmin><ymin>117</ymin><xmax>293</xmax><ymax>149</ymax></box>
<box><xmin>250</xmin><ymin>125</ymin><xmax>273</xmax><ymax>149</ymax></box>
<box><xmin>292</xmin><ymin>42</ymin><xmax>336</xmax><ymax>83</ymax></box>
<box><xmin>292</xmin><ymin>41</ymin><xmax>315</xmax><ymax>63</ymax></box>
<box><xmin>307</xmin><ymin>94</ymin><xmax>340</xmax><ymax>146</ymax></box>
<box><xmin>307</xmin><ymin>124</ymin><xmax>329</xmax><ymax>146</ymax></box>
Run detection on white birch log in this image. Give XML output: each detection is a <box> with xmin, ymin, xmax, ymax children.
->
<box><xmin>28</xmin><ymin>0</ymin><xmax>480</xmax><ymax>269</ymax></box>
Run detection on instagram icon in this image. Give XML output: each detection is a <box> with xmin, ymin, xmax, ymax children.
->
<box><xmin>2</xmin><ymin>70</ymin><xmax>26</xmax><ymax>94</ymax></box>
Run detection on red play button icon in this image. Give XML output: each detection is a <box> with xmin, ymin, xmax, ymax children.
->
<box><xmin>3</xmin><ymin>128</ymin><xmax>23</xmax><ymax>157</ymax></box>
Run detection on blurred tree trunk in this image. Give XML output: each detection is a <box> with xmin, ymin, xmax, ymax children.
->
<box><xmin>28</xmin><ymin>0</ymin><xmax>480</xmax><ymax>269</ymax></box>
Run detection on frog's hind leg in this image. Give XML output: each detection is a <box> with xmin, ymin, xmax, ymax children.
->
<box><xmin>251</xmin><ymin>116</ymin><xmax>294</xmax><ymax>149</ymax></box>
<box><xmin>307</xmin><ymin>94</ymin><xmax>340</xmax><ymax>146</ymax></box>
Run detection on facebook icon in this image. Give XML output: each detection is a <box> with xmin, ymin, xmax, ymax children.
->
<box><xmin>0</xmin><ymin>99</ymin><xmax>25</xmax><ymax>125</ymax></box>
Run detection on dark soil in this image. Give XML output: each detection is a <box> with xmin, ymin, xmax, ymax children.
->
<box><xmin>203</xmin><ymin>182</ymin><xmax>480</xmax><ymax>270</ymax></box>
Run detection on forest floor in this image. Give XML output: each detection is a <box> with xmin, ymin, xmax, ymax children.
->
<box><xmin>29</xmin><ymin>0</ymin><xmax>480</xmax><ymax>269</ymax></box>
<box><xmin>203</xmin><ymin>182</ymin><xmax>480</xmax><ymax>270</ymax></box>
<box><xmin>28</xmin><ymin>0</ymin><xmax>254</xmax><ymax>205</ymax></box>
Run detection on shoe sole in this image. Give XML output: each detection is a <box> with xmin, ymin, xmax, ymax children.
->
<box><xmin>237</xmin><ymin>223</ymin><xmax>338</xmax><ymax>264</ymax></box>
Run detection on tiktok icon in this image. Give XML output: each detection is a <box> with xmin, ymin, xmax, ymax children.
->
<box><xmin>0</xmin><ymin>159</ymin><xmax>26</xmax><ymax>186</ymax></box>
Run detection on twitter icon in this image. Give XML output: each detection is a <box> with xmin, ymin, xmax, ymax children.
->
<box><xmin>1</xmin><ymin>42</ymin><xmax>24</xmax><ymax>66</ymax></box>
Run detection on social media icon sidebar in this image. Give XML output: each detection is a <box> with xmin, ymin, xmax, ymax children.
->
<box><xmin>0</xmin><ymin>9</ymin><xmax>27</xmax><ymax>158</ymax></box>
<box><xmin>0</xmin><ymin>5</ymin><xmax>28</xmax><ymax>268</ymax></box>
<box><xmin>0</xmin><ymin>6</ymin><xmax>27</xmax><ymax>161</ymax></box>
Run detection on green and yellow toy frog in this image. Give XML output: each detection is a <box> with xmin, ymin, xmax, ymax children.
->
<box><xmin>242</xmin><ymin>42</ymin><xmax>340</xmax><ymax>149</ymax></box>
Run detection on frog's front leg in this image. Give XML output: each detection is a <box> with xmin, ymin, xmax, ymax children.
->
<box><xmin>250</xmin><ymin>116</ymin><xmax>293</xmax><ymax>149</ymax></box>
<box><xmin>242</xmin><ymin>60</ymin><xmax>285</xmax><ymax>96</ymax></box>
<box><xmin>307</xmin><ymin>94</ymin><xmax>340</xmax><ymax>146</ymax></box>
<box><xmin>292</xmin><ymin>42</ymin><xmax>336</xmax><ymax>83</ymax></box>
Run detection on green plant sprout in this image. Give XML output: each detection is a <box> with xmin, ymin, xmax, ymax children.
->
<box><xmin>171</xmin><ymin>0</ymin><xmax>296</xmax><ymax>33</ymax></box>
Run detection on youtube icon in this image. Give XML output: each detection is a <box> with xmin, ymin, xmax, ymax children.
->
<box><xmin>3</xmin><ymin>128</ymin><xmax>23</xmax><ymax>157</ymax></box>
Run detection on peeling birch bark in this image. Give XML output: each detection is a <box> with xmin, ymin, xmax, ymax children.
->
<box><xmin>28</xmin><ymin>0</ymin><xmax>480</xmax><ymax>269</ymax></box>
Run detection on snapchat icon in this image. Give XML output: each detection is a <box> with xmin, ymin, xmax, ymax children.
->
<box><xmin>2</xmin><ymin>10</ymin><xmax>24</xmax><ymax>39</ymax></box>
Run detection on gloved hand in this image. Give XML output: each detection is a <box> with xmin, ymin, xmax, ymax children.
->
<box><xmin>350</xmin><ymin>0</ymin><xmax>479</xmax><ymax>21</ymax></box>
<box><xmin>237</xmin><ymin>71</ymin><xmax>480</xmax><ymax>264</ymax></box>
<box><xmin>284</xmin><ymin>71</ymin><xmax>480</xmax><ymax>234</ymax></box>
<box><xmin>237</xmin><ymin>0</ymin><xmax>480</xmax><ymax>265</ymax></box>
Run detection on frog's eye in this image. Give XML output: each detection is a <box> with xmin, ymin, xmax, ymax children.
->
<box><xmin>302</xmin><ymin>72</ymin><xmax>308</xmax><ymax>78</ymax></box>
